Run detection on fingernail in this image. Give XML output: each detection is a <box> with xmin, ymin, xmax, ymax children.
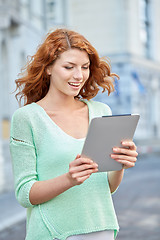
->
<box><xmin>113</xmin><ymin>148</ymin><xmax>117</xmax><ymax>152</ymax></box>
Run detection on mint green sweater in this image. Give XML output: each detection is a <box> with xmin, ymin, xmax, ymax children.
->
<box><xmin>10</xmin><ymin>100</ymin><xmax>119</xmax><ymax>240</ymax></box>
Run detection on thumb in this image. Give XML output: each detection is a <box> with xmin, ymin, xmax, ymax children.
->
<box><xmin>75</xmin><ymin>154</ymin><xmax>81</xmax><ymax>160</ymax></box>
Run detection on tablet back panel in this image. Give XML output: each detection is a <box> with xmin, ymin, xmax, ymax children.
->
<box><xmin>81</xmin><ymin>114</ymin><xmax>140</xmax><ymax>172</ymax></box>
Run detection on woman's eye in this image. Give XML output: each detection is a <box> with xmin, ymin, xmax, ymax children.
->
<box><xmin>64</xmin><ymin>66</ymin><xmax>89</xmax><ymax>70</ymax></box>
<box><xmin>82</xmin><ymin>66</ymin><xmax>89</xmax><ymax>69</ymax></box>
<box><xmin>64</xmin><ymin>66</ymin><xmax>73</xmax><ymax>69</ymax></box>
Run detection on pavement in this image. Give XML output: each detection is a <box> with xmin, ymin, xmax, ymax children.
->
<box><xmin>0</xmin><ymin>191</ymin><xmax>26</xmax><ymax>232</ymax></box>
<box><xmin>113</xmin><ymin>152</ymin><xmax>160</xmax><ymax>240</ymax></box>
<box><xmin>0</xmin><ymin>152</ymin><xmax>160</xmax><ymax>240</ymax></box>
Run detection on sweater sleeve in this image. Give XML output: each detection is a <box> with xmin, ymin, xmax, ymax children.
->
<box><xmin>89</xmin><ymin>100</ymin><xmax>112</xmax><ymax>117</ymax></box>
<box><xmin>10</xmin><ymin>108</ymin><xmax>38</xmax><ymax>208</ymax></box>
<box><xmin>97</xmin><ymin>101</ymin><xmax>112</xmax><ymax>116</ymax></box>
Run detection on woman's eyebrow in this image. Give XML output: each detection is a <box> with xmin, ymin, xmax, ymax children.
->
<box><xmin>64</xmin><ymin>61</ymin><xmax>90</xmax><ymax>65</ymax></box>
<box><xmin>83</xmin><ymin>61</ymin><xmax>90</xmax><ymax>65</ymax></box>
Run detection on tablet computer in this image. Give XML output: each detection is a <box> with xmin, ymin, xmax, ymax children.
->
<box><xmin>81</xmin><ymin>114</ymin><xmax>140</xmax><ymax>172</ymax></box>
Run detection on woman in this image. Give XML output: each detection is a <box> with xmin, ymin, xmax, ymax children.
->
<box><xmin>10</xmin><ymin>28</ymin><xmax>138</xmax><ymax>240</ymax></box>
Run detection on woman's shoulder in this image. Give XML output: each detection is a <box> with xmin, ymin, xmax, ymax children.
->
<box><xmin>12</xmin><ymin>103</ymin><xmax>35</xmax><ymax>121</ymax></box>
<box><xmin>85</xmin><ymin>99</ymin><xmax>112</xmax><ymax>116</ymax></box>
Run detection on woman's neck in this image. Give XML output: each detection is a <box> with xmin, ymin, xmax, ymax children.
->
<box><xmin>37</xmin><ymin>90</ymin><xmax>80</xmax><ymax>112</ymax></box>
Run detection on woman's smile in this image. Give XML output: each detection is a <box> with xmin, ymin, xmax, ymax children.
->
<box><xmin>68</xmin><ymin>81</ymin><xmax>83</xmax><ymax>89</ymax></box>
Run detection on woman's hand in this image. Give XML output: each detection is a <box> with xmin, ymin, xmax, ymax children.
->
<box><xmin>67</xmin><ymin>154</ymin><xmax>98</xmax><ymax>186</ymax></box>
<box><xmin>111</xmin><ymin>140</ymin><xmax>138</xmax><ymax>169</ymax></box>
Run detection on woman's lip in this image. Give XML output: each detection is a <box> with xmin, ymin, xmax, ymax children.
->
<box><xmin>68</xmin><ymin>82</ymin><xmax>82</xmax><ymax>88</ymax></box>
<box><xmin>68</xmin><ymin>82</ymin><xmax>82</xmax><ymax>84</ymax></box>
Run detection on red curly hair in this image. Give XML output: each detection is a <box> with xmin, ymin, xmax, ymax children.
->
<box><xmin>15</xmin><ymin>28</ymin><xmax>119</xmax><ymax>105</ymax></box>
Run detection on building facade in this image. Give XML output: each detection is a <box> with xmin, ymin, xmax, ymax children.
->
<box><xmin>0</xmin><ymin>0</ymin><xmax>67</xmax><ymax>192</ymax></box>
<box><xmin>68</xmin><ymin>0</ymin><xmax>160</xmax><ymax>140</ymax></box>
<box><xmin>0</xmin><ymin>0</ymin><xmax>160</xmax><ymax>192</ymax></box>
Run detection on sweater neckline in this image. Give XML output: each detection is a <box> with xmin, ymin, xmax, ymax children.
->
<box><xmin>31</xmin><ymin>99</ymin><xmax>91</xmax><ymax>141</ymax></box>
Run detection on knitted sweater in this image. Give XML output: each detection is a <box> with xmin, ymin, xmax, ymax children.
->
<box><xmin>10</xmin><ymin>100</ymin><xmax>119</xmax><ymax>240</ymax></box>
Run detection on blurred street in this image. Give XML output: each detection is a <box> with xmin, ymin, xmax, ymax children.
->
<box><xmin>0</xmin><ymin>152</ymin><xmax>160</xmax><ymax>240</ymax></box>
<box><xmin>113</xmin><ymin>152</ymin><xmax>160</xmax><ymax>240</ymax></box>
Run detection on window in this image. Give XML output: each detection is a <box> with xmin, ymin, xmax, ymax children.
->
<box><xmin>46</xmin><ymin>0</ymin><xmax>56</xmax><ymax>20</ymax></box>
<box><xmin>139</xmin><ymin>0</ymin><xmax>150</xmax><ymax>58</ymax></box>
<box><xmin>2</xmin><ymin>118</ymin><xmax>10</xmax><ymax>139</ymax></box>
<box><xmin>46</xmin><ymin>0</ymin><xmax>66</xmax><ymax>26</ymax></box>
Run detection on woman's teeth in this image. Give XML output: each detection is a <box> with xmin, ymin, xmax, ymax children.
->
<box><xmin>68</xmin><ymin>82</ymin><xmax>81</xmax><ymax>87</ymax></box>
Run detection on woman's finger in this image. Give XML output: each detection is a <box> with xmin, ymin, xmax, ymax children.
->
<box><xmin>112</xmin><ymin>147</ymin><xmax>138</xmax><ymax>157</ymax></box>
<box><xmin>121</xmin><ymin>140</ymin><xmax>137</xmax><ymax>151</ymax></box>
<box><xmin>112</xmin><ymin>154</ymin><xmax>137</xmax><ymax>162</ymax></box>
<box><xmin>114</xmin><ymin>158</ymin><xmax>136</xmax><ymax>168</ymax></box>
<box><xmin>71</xmin><ymin>156</ymin><xmax>94</xmax><ymax>167</ymax></box>
<box><xmin>70</xmin><ymin>162</ymin><xmax>98</xmax><ymax>174</ymax></box>
<box><xmin>72</xmin><ymin>167</ymin><xmax>98</xmax><ymax>179</ymax></box>
<box><xmin>120</xmin><ymin>160</ymin><xmax>135</xmax><ymax>169</ymax></box>
<box><xmin>76</xmin><ymin>175</ymin><xmax>91</xmax><ymax>185</ymax></box>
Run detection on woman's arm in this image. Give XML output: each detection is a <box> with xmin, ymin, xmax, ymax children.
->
<box><xmin>108</xmin><ymin>169</ymin><xmax>124</xmax><ymax>193</ymax></box>
<box><xmin>29</xmin><ymin>155</ymin><xmax>98</xmax><ymax>205</ymax></box>
<box><xmin>108</xmin><ymin>140</ymin><xmax>138</xmax><ymax>193</ymax></box>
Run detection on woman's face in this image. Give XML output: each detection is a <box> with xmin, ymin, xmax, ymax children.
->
<box><xmin>47</xmin><ymin>48</ymin><xmax>90</xmax><ymax>98</ymax></box>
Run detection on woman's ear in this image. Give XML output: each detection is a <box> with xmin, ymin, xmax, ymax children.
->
<box><xmin>46</xmin><ymin>66</ymin><xmax>52</xmax><ymax>76</ymax></box>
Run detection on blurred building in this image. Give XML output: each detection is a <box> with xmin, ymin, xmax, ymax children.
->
<box><xmin>68</xmin><ymin>0</ymin><xmax>160</xmax><ymax>141</ymax></box>
<box><xmin>0</xmin><ymin>0</ymin><xmax>68</xmax><ymax>192</ymax></box>
<box><xmin>0</xmin><ymin>0</ymin><xmax>160</xmax><ymax>192</ymax></box>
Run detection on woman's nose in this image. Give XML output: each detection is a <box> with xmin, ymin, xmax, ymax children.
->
<box><xmin>73</xmin><ymin>68</ymin><xmax>83</xmax><ymax>80</ymax></box>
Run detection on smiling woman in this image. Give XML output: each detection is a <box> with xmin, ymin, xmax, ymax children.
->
<box><xmin>10</xmin><ymin>28</ymin><xmax>138</xmax><ymax>240</ymax></box>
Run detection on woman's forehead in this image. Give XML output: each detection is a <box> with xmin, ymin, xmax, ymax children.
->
<box><xmin>58</xmin><ymin>48</ymin><xmax>90</xmax><ymax>63</ymax></box>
